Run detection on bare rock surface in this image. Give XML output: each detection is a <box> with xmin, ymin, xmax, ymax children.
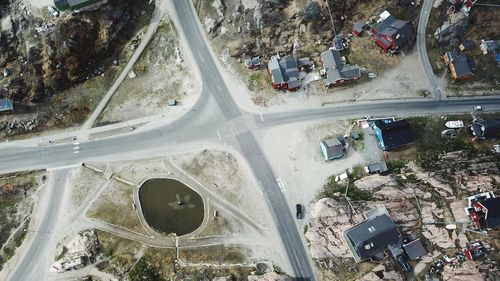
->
<box><xmin>355</xmin><ymin>175</ymin><xmax>398</xmax><ymax>191</ymax></box>
<box><xmin>422</xmin><ymin>225</ymin><xmax>455</xmax><ymax>249</ymax></box>
<box><xmin>442</xmin><ymin>260</ymin><xmax>482</xmax><ymax>281</ymax></box>
<box><xmin>247</xmin><ymin>272</ymin><xmax>292</xmax><ymax>281</ymax></box>
<box><xmin>305</xmin><ymin>198</ymin><xmax>353</xmax><ymax>259</ymax></box>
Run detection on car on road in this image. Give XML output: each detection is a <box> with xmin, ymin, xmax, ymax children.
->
<box><xmin>296</xmin><ymin>204</ymin><xmax>303</xmax><ymax>219</ymax></box>
<box><xmin>473</xmin><ymin>105</ymin><xmax>483</xmax><ymax>111</ymax></box>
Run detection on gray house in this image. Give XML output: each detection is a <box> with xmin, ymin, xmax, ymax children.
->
<box><xmin>320</xmin><ymin>138</ymin><xmax>344</xmax><ymax>161</ymax></box>
<box><xmin>320</xmin><ymin>49</ymin><xmax>361</xmax><ymax>87</ymax></box>
<box><xmin>471</xmin><ymin>118</ymin><xmax>500</xmax><ymax>140</ymax></box>
<box><xmin>344</xmin><ymin>208</ymin><xmax>400</xmax><ymax>262</ymax></box>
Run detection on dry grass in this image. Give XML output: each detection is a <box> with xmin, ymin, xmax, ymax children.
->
<box><xmin>86</xmin><ymin>181</ymin><xmax>148</xmax><ymax>235</ymax></box>
<box><xmin>179</xmin><ymin>245</ymin><xmax>248</xmax><ymax>264</ymax></box>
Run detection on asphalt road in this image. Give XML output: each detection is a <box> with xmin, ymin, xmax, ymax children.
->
<box><xmin>417</xmin><ymin>0</ymin><xmax>443</xmax><ymax>100</ymax></box>
<box><xmin>3</xmin><ymin>0</ymin><xmax>500</xmax><ymax>280</ymax></box>
<box><xmin>8</xmin><ymin>168</ymin><xmax>69</xmax><ymax>281</ymax></box>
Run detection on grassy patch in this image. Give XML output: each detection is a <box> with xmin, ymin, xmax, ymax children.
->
<box><xmin>86</xmin><ymin>181</ymin><xmax>147</xmax><ymax>235</ymax></box>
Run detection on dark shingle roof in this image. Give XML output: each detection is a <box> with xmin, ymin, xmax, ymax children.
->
<box><xmin>447</xmin><ymin>49</ymin><xmax>474</xmax><ymax>78</ymax></box>
<box><xmin>375</xmin><ymin>119</ymin><xmax>414</xmax><ymax>150</ymax></box>
<box><xmin>353</xmin><ymin>21</ymin><xmax>366</xmax><ymax>33</ymax></box>
<box><xmin>403</xmin><ymin>238</ymin><xmax>427</xmax><ymax>260</ymax></box>
<box><xmin>320</xmin><ymin>49</ymin><xmax>361</xmax><ymax>86</ymax></box>
<box><xmin>374</xmin><ymin>15</ymin><xmax>413</xmax><ymax>49</ymax></box>
<box><xmin>472</xmin><ymin>118</ymin><xmax>500</xmax><ymax>139</ymax></box>
<box><xmin>268</xmin><ymin>56</ymin><xmax>301</xmax><ymax>87</ymax></box>
<box><xmin>481</xmin><ymin>197</ymin><xmax>500</xmax><ymax>228</ymax></box>
<box><xmin>345</xmin><ymin>214</ymin><xmax>400</xmax><ymax>261</ymax></box>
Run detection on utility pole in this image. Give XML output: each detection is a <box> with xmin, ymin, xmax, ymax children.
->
<box><xmin>325</xmin><ymin>0</ymin><xmax>336</xmax><ymax>35</ymax></box>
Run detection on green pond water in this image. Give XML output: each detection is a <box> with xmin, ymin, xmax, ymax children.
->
<box><xmin>138</xmin><ymin>178</ymin><xmax>204</xmax><ymax>236</ymax></box>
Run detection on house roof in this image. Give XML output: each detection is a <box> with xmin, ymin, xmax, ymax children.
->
<box><xmin>0</xmin><ymin>98</ymin><xmax>13</xmax><ymax>112</ymax></box>
<box><xmin>321</xmin><ymin>49</ymin><xmax>361</xmax><ymax>86</ymax></box>
<box><xmin>268</xmin><ymin>56</ymin><xmax>301</xmax><ymax>87</ymax></box>
<box><xmin>446</xmin><ymin>49</ymin><xmax>474</xmax><ymax>78</ymax></box>
<box><xmin>480</xmin><ymin>197</ymin><xmax>500</xmax><ymax>228</ymax></box>
<box><xmin>353</xmin><ymin>21</ymin><xmax>366</xmax><ymax>32</ymax></box>
<box><xmin>403</xmin><ymin>238</ymin><xmax>427</xmax><ymax>260</ymax></box>
<box><xmin>321</xmin><ymin>139</ymin><xmax>344</xmax><ymax>159</ymax></box>
<box><xmin>460</xmin><ymin>40</ymin><xmax>475</xmax><ymax>50</ymax></box>
<box><xmin>471</xmin><ymin>118</ymin><xmax>500</xmax><ymax>139</ymax></box>
<box><xmin>55</xmin><ymin>0</ymin><xmax>104</xmax><ymax>11</ymax></box>
<box><xmin>345</xmin><ymin>214</ymin><xmax>400</xmax><ymax>261</ymax></box>
<box><xmin>374</xmin><ymin>119</ymin><xmax>414</xmax><ymax>150</ymax></box>
<box><xmin>367</xmin><ymin>161</ymin><xmax>388</xmax><ymax>174</ymax></box>
<box><xmin>374</xmin><ymin>15</ymin><xmax>413</xmax><ymax>48</ymax></box>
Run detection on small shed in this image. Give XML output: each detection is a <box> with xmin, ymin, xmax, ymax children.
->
<box><xmin>366</xmin><ymin>161</ymin><xmax>388</xmax><ymax>174</ymax></box>
<box><xmin>351</xmin><ymin>131</ymin><xmax>360</xmax><ymax>140</ymax></box>
<box><xmin>0</xmin><ymin>98</ymin><xmax>13</xmax><ymax>112</ymax></box>
<box><xmin>352</xmin><ymin>21</ymin><xmax>366</xmax><ymax>36</ymax></box>
<box><xmin>403</xmin><ymin>238</ymin><xmax>427</xmax><ymax>260</ymax></box>
<box><xmin>320</xmin><ymin>138</ymin><xmax>344</xmax><ymax>161</ymax></box>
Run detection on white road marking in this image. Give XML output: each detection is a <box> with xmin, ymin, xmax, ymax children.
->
<box><xmin>73</xmin><ymin>146</ymin><xmax>80</xmax><ymax>150</ymax></box>
<box><xmin>73</xmin><ymin>150</ymin><xmax>80</xmax><ymax>154</ymax></box>
<box><xmin>216</xmin><ymin>129</ymin><xmax>222</xmax><ymax>141</ymax></box>
<box><xmin>259</xmin><ymin>112</ymin><xmax>264</xmax><ymax>122</ymax></box>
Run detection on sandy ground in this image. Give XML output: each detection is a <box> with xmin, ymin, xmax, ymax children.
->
<box><xmin>24</xmin><ymin>0</ymin><xmax>52</xmax><ymax>9</ymax></box>
<box><xmin>259</xmin><ymin>120</ymin><xmax>384</xmax><ymax>222</ymax></box>
<box><xmin>97</xmin><ymin>19</ymin><xmax>200</xmax><ymax>125</ymax></box>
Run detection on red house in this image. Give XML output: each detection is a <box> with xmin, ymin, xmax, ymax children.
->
<box><xmin>372</xmin><ymin>12</ymin><xmax>413</xmax><ymax>53</ymax></box>
<box><xmin>267</xmin><ymin>55</ymin><xmax>313</xmax><ymax>91</ymax></box>
<box><xmin>352</xmin><ymin>21</ymin><xmax>366</xmax><ymax>37</ymax></box>
<box><xmin>465</xmin><ymin>192</ymin><xmax>500</xmax><ymax>230</ymax></box>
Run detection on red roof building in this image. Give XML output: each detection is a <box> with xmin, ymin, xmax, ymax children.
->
<box><xmin>371</xmin><ymin>12</ymin><xmax>413</xmax><ymax>53</ymax></box>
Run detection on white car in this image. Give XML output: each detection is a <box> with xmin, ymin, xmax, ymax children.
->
<box><xmin>473</xmin><ymin>105</ymin><xmax>483</xmax><ymax>111</ymax></box>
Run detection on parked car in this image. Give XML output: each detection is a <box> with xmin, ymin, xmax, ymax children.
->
<box><xmin>473</xmin><ymin>105</ymin><xmax>483</xmax><ymax>111</ymax></box>
<box><xmin>296</xmin><ymin>204</ymin><xmax>303</xmax><ymax>219</ymax></box>
<box><xmin>397</xmin><ymin>255</ymin><xmax>411</xmax><ymax>272</ymax></box>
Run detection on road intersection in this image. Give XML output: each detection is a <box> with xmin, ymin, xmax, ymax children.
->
<box><xmin>3</xmin><ymin>0</ymin><xmax>500</xmax><ymax>280</ymax></box>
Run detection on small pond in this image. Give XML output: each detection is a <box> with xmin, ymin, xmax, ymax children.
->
<box><xmin>138</xmin><ymin>178</ymin><xmax>204</xmax><ymax>236</ymax></box>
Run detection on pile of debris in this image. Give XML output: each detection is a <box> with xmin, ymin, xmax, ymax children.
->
<box><xmin>52</xmin><ymin>230</ymin><xmax>101</xmax><ymax>273</ymax></box>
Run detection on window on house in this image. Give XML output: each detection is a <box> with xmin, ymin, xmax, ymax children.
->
<box><xmin>368</xmin><ymin>226</ymin><xmax>376</xmax><ymax>233</ymax></box>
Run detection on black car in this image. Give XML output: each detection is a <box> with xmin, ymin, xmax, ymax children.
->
<box><xmin>398</xmin><ymin>255</ymin><xmax>411</xmax><ymax>272</ymax></box>
<box><xmin>296</xmin><ymin>204</ymin><xmax>303</xmax><ymax>219</ymax></box>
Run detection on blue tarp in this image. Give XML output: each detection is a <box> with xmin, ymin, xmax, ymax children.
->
<box><xmin>0</xmin><ymin>99</ymin><xmax>13</xmax><ymax>112</ymax></box>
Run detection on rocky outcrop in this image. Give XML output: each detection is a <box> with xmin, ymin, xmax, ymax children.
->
<box><xmin>371</xmin><ymin>184</ymin><xmax>419</xmax><ymax>230</ymax></box>
<box><xmin>422</xmin><ymin>225</ymin><xmax>455</xmax><ymax>249</ymax></box>
<box><xmin>247</xmin><ymin>272</ymin><xmax>292</xmax><ymax>281</ymax></box>
<box><xmin>0</xmin><ymin>0</ymin><xmax>153</xmax><ymax>103</ymax></box>
<box><xmin>442</xmin><ymin>260</ymin><xmax>482</xmax><ymax>281</ymax></box>
<box><xmin>355</xmin><ymin>174</ymin><xmax>398</xmax><ymax>191</ymax></box>
<box><xmin>305</xmin><ymin>198</ymin><xmax>353</xmax><ymax>259</ymax></box>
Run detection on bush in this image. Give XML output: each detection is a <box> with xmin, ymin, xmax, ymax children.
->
<box><xmin>319</xmin><ymin>175</ymin><xmax>372</xmax><ymax>201</ymax></box>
